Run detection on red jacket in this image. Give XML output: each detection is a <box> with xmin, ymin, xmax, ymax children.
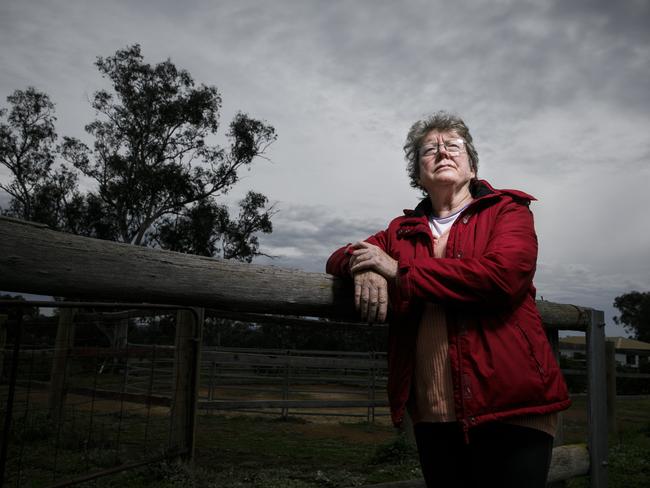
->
<box><xmin>326</xmin><ymin>180</ymin><xmax>570</xmax><ymax>430</ymax></box>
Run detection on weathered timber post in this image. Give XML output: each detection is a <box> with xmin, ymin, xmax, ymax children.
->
<box><xmin>546</xmin><ymin>328</ymin><xmax>566</xmax><ymax>488</ymax></box>
<box><xmin>112</xmin><ymin>318</ymin><xmax>129</xmax><ymax>374</ymax></box>
<box><xmin>48</xmin><ymin>308</ymin><xmax>77</xmax><ymax>423</ymax></box>
<box><xmin>586</xmin><ymin>309</ymin><xmax>608</xmax><ymax>488</ymax></box>
<box><xmin>208</xmin><ymin>358</ymin><xmax>217</xmax><ymax>406</ymax></box>
<box><xmin>169</xmin><ymin>307</ymin><xmax>204</xmax><ymax>460</ymax></box>
<box><xmin>546</xmin><ymin>328</ymin><xmax>565</xmax><ymax>447</ymax></box>
<box><xmin>605</xmin><ymin>341</ymin><xmax>617</xmax><ymax>438</ymax></box>
<box><xmin>116</xmin><ymin>318</ymin><xmax>128</xmax><ymax>348</ymax></box>
<box><xmin>281</xmin><ymin>350</ymin><xmax>291</xmax><ymax>419</ymax></box>
<box><xmin>0</xmin><ymin>314</ymin><xmax>7</xmax><ymax>380</ymax></box>
<box><xmin>547</xmin><ymin>444</ymin><xmax>590</xmax><ymax>484</ymax></box>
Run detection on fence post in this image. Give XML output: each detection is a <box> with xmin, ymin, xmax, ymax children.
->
<box><xmin>367</xmin><ymin>351</ymin><xmax>377</xmax><ymax>423</ymax></box>
<box><xmin>605</xmin><ymin>341</ymin><xmax>617</xmax><ymax>438</ymax></box>
<box><xmin>586</xmin><ymin>309</ymin><xmax>608</xmax><ymax>488</ymax></box>
<box><xmin>545</xmin><ymin>328</ymin><xmax>567</xmax><ymax>488</ymax></box>
<box><xmin>282</xmin><ymin>350</ymin><xmax>291</xmax><ymax>419</ymax></box>
<box><xmin>208</xmin><ymin>358</ymin><xmax>217</xmax><ymax>405</ymax></box>
<box><xmin>48</xmin><ymin>307</ymin><xmax>77</xmax><ymax>423</ymax></box>
<box><xmin>546</xmin><ymin>328</ymin><xmax>565</xmax><ymax>448</ymax></box>
<box><xmin>170</xmin><ymin>307</ymin><xmax>204</xmax><ymax>461</ymax></box>
<box><xmin>0</xmin><ymin>314</ymin><xmax>7</xmax><ymax>381</ymax></box>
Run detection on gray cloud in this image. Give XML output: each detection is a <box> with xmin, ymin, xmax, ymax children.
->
<box><xmin>0</xmin><ymin>191</ymin><xmax>10</xmax><ymax>210</ymax></box>
<box><xmin>1</xmin><ymin>0</ymin><xmax>648</xmax><ymax>337</ymax></box>
<box><xmin>255</xmin><ymin>202</ymin><xmax>389</xmax><ymax>272</ymax></box>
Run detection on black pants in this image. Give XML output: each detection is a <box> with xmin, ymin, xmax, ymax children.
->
<box><xmin>413</xmin><ymin>421</ymin><xmax>554</xmax><ymax>488</ymax></box>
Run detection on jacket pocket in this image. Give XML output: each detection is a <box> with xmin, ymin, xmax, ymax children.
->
<box><xmin>513</xmin><ymin>322</ymin><xmax>548</xmax><ymax>385</ymax></box>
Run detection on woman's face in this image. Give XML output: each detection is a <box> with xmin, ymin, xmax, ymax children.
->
<box><xmin>417</xmin><ymin>130</ymin><xmax>475</xmax><ymax>194</ymax></box>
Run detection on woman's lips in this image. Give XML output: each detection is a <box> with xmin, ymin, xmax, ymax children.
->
<box><xmin>434</xmin><ymin>164</ymin><xmax>455</xmax><ymax>172</ymax></box>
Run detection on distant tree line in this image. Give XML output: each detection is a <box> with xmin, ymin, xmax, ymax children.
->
<box><xmin>128</xmin><ymin>314</ymin><xmax>387</xmax><ymax>353</ymax></box>
<box><xmin>0</xmin><ymin>44</ymin><xmax>276</xmax><ymax>261</ymax></box>
<box><xmin>613</xmin><ymin>291</ymin><xmax>650</xmax><ymax>343</ymax></box>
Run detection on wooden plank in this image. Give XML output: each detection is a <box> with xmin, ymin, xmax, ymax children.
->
<box><xmin>72</xmin><ymin>346</ymin><xmax>174</xmax><ymax>358</ymax></box>
<box><xmin>587</xmin><ymin>309</ymin><xmax>608</xmax><ymax>488</ymax></box>
<box><xmin>201</xmin><ymin>350</ymin><xmax>386</xmax><ymax>369</ymax></box>
<box><xmin>0</xmin><ymin>216</ymin><xmax>592</xmax><ymax>327</ymax></box>
<box><xmin>548</xmin><ymin>444</ymin><xmax>590</xmax><ymax>483</ymax></box>
<box><xmin>47</xmin><ymin>308</ymin><xmax>76</xmax><ymax>422</ymax></box>
<box><xmin>199</xmin><ymin>399</ymin><xmax>390</xmax><ymax>409</ymax></box>
<box><xmin>0</xmin><ymin>315</ymin><xmax>7</xmax><ymax>380</ymax></box>
<box><xmin>207</xmin><ymin>309</ymin><xmax>385</xmax><ymax>329</ymax></box>
<box><xmin>547</xmin><ymin>328</ymin><xmax>565</xmax><ymax>453</ymax></box>
<box><xmin>536</xmin><ymin>300</ymin><xmax>590</xmax><ymax>331</ymax></box>
<box><xmin>0</xmin><ymin>216</ymin><xmax>352</xmax><ymax>318</ymax></box>
<box><xmin>356</xmin><ymin>481</ymin><xmax>425</xmax><ymax>488</ymax></box>
<box><xmin>169</xmin><ymin>308</ymin><xmax>203</xmax><ymax>460</ymax></box>
<box><xmin>69</xmin><ymin>387</ymin><xmax>171</xmax><ymax>406</ymax></box>
<box><xmin>605</xmin><ymin>341</ymin><xmax>617</xmax><ymax>437</ymax></box>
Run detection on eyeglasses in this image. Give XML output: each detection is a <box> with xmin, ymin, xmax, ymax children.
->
<box><xmin>419</xmin><ymin>138</ymin><xmax>466</xmax><ymax>158</ymax></box>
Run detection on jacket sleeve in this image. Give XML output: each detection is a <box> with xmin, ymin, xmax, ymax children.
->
<box><xmin>397</xmin><ymin>200</ymin><xmax>538</xmax><ymax>306</ymax></box>
<box><xmin>325</xmin><ymin>230</ymin><xmax>390</xmax><ymax>277</ymax></box>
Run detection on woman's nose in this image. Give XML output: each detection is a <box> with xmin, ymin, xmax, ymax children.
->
<box><xmin>436</xmin><ymin>143</ymin><xmax>451</xmax><ymax>158</ymax></box>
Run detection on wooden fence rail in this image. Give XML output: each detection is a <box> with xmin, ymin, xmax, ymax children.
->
<box><xmin>0</xmin><ymin>216</ymin><xmax>589</xmax><ymax>328</ymax></box>
<box><xmin>0</xmin><ymin>216</ymin><xmax>608</xmax><ymax>486</ymax></box>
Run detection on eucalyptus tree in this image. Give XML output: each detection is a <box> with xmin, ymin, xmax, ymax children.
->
<box><xmin>0</xmin><ymin>87</ymin><xmax>81</xmax><ymax>229</ymax></box>
<box><xmin>614</xmin><ymin>291</ymin><xmax>650</xmax><ymax>343</ymax></box>
<box><xmin>61</xmin><ymin>44</ymin><xmax>276</xmax><ymax>258</ymax></box>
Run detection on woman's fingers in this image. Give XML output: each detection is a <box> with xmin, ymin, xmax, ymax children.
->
<box><xmin>355</xmin><ymin>274</ymin><xmax>371</xmax><ymax>320</ymax></box>
<box><xmin>354</xmin><ymin>279</ymin><xmax>362</xmax><ymax>311</ymax></box>
<box><xmin>377</xmin><ymin>284</ymin><xmax>388</xmax><ymax>323</ymax></box>
<box><xmin>367</xmin><ymin>284</ymin><xmax>379</xmax><ymax>323</ymax></box>
<box><xmin>353</xmin><ymin>271</ymin><xmax>388</xmax><ymax>324</ymax></box>
<box><xmin>360</xmin><ymin>280</ymin><xmax>370</xmax><ymax>320</ymax></box>
<box><xmin>350</xmin><ymin>249</ymin><xmax>397</xmax><ymax>280</ymax></box>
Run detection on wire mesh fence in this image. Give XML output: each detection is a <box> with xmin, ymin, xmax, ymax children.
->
<box><xmin>0</xmin><ymin>301</ymin><xmax>390</xmax><ymax>487</ymax></box>
<box><xmin>0</xmin><ymin>302</ymin><xmax>191</xmax><ymax>488</ymax></box>
<box><xmin>197</xmin><ymin>347</ymin><xmax>389</xmax><ymax>421</ymax></box>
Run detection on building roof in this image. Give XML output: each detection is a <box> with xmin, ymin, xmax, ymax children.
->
<box><xmin>560</xmin><ymin>336</ymin><xmax>650</xmax><ymax>351</ymax></box>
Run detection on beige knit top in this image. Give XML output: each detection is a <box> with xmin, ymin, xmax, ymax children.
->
<box><xmin>408</xmin><ymin>230</ymin><xmax>557</xmax><ymax>437</ymax></box>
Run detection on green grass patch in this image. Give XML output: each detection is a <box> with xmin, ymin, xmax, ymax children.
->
<box><xmin>4</xmin><ymin>396</ymin><xmax>649</xmax><ymax>487</ymax></box>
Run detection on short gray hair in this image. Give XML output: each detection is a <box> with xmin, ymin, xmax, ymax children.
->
<box><xmin>403</xmin><ymin>111</ymin><xmax>479</xmax><ymax>190</ymax></box>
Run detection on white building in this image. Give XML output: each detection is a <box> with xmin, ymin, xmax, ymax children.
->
<box><xmin>559</xmin><ymin>336</ymin><xmax>650</xmax><ymax>369</ymax></box>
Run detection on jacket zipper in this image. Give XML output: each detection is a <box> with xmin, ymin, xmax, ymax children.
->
<box><xmin>418</xmin><ymin>215</ymin><xmax>473</xmax><ymax>442</ymax></box>
<box><xmin>450</xmin><ymin>218</ymin><xmax>472</xmax><ymax>443</ymax></box>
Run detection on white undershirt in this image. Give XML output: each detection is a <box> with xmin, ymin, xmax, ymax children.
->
<box><xmin>428</xmin><ymin>204</ymin><xmax>470</xmax><ymax>238</ymax></box>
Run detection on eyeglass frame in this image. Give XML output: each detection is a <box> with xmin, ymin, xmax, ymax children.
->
<box><xmin>418</xmin><ymin>138</ymin><xmax>467</xmax><ymax>158</ymax></box>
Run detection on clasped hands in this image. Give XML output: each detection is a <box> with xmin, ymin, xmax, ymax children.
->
<box><xmin>347</xmin><ymin>241</ymin><xmax>398</xmax><ymax>324</ymax></box>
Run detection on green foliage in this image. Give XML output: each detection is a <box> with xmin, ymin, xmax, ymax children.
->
<box><xmin>606</xmin><ymin>431</ymin><xmax>650</xmax><ymax>488</ymax></box>
<box><xmin>10</xmin><ymin>411</ymin><xmax>55</xmax><ymax>444</ymax></box>
<box><xmin>1</xmin><ymin>44</ymin><xmax>276</xmax><ymax>262</ymax></box>
<box><xmin>59</xmin><ymin>43</ymin><xmax>277</xmax><ymax>257</ymax></box>
<box><xmin>0</xmin><ymin>293</ymin><xmax>40</xmax><ymax>320</ymax></box>
<box><xmin>8</xmin><ymin>399</ymin><xmax>650</xmax><ymax>488</ymax></box>
<box><xmin>200</xmin><ymin>317</ymin><xmax>388</xmax><ymax>351</ymax></box>
<box><xmin>613</xmin><ymin>291</ymin><xmax>650</xmax><ymax>342</ymax></box>
<box><xmin>0</xmin><ymin>87</ymin><xmax>83</xmax><ymax>230</ymax></box>
<box><xmin>152</xmin><ymin>191</ymin><xmax>275</xmax><ymax>262</ymax></box>
<box><xmin>369</xmin><ymin>432</ymin><xmax>418</xmax><ymax>465</ymax></box>
<box><xmin>567</xmin><ymin>425</ymin><xmax>650</xmax><ymax>488</ymax></box>
<box><xmin>0</xmin><ymin>87</ymin><xmax>56</xmax><ymax>214</ymax></box>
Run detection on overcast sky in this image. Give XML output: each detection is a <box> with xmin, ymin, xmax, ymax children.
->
<box><xmin>1</xmin><ymin>0</ymin><xmax>649</xmax><ymax>337</ymax></box>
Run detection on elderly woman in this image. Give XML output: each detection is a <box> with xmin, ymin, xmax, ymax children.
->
<box><xmin>326</xmin><ymin>112</ymin><xmax>570</xmax><ymax>487</ymax></box>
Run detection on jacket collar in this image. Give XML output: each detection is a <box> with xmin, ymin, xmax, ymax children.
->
<box><xmin>399</xmin><ymin>179</ymin><xmax>535</xmax><ymax>226</ymax></box>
